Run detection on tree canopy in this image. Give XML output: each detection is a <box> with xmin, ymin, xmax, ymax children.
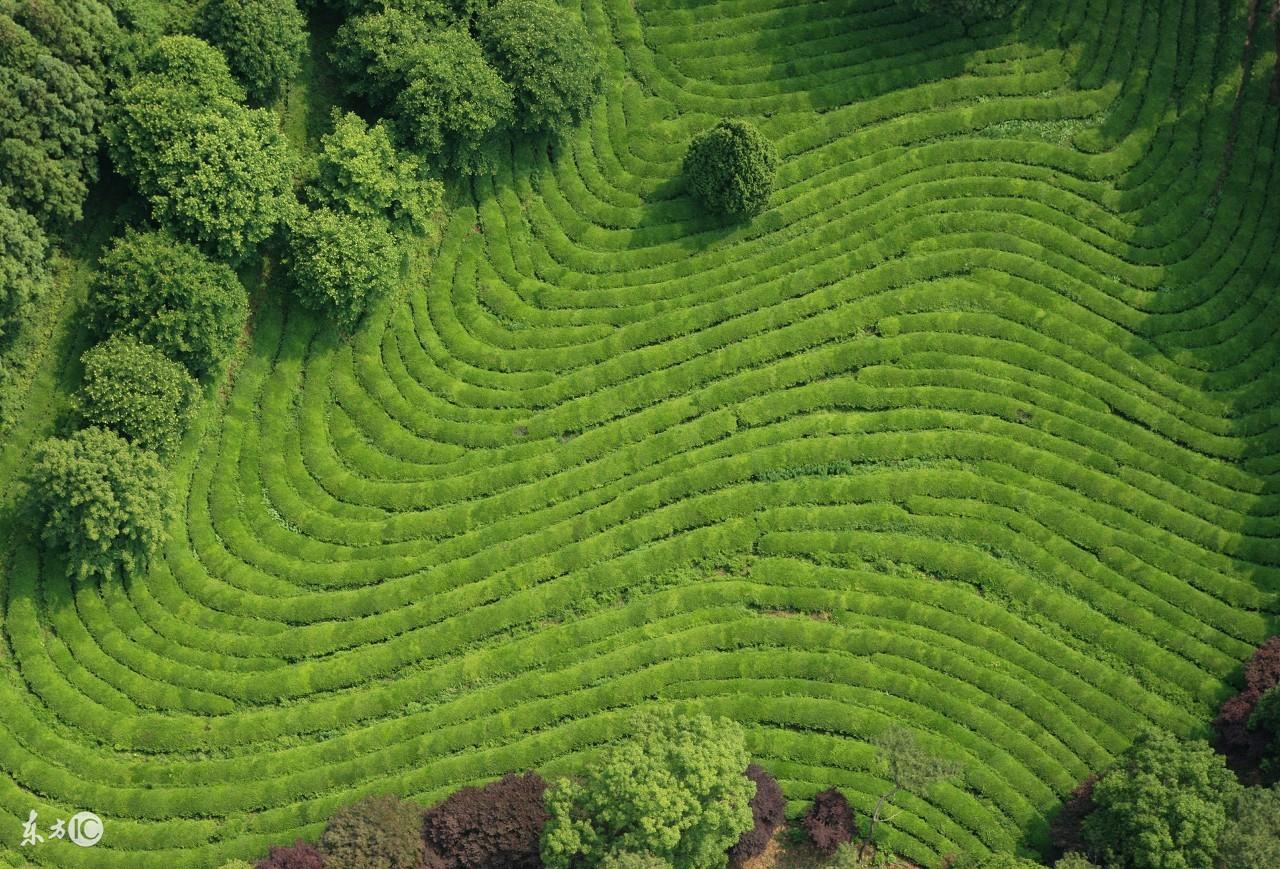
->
<box><xmin>320</xmin><ymin>794</ymin><xmax>427</xmax><ymax>869</ymax></box>
<box><xmin>108</xmin><ymin>35</ymin><xmax>295</xmax><ymax>262</ymax></box>
<box><xmin>476</xmin><ymin>0</ymin><xmax>602</xmax><ymax>135</ymax></box>
<box><xmin>1082</xmin><ymin>730</ymin><xmax>1240</xmax><ymax>869</ymax></box>
<box><xmin>540</xmin><ymin>711</ymin><xmax>755</xmax><ymax>868</ymax></box>
<box><xmin>195</xmin><ymin>0</ymin><xmax>307</xmax><ymax>104</ymax></box>
<box><xmin>0</xmin><ymin>187</ymin><xmax>48</xmax><ymax>346</ymax></box>
<box><xmin>1217</xmin><ymin>783</ymin><xmax>1280</xmax><ymax>869</ymax></box>
<box><xmin>77</xmin><ymin>335</ymin><xmax>199</xmax><ymax>458</ymax></box>
<box><xmin>286</xmin><ymin>207</ymin><xmax>399</xmax><ymax>332</ymax></box>
<box><xmin>683</xmin><ymin>119</ymin><xmax>779</xmax><ymax>220</ymax></box>
<box><xmin>26</xmin><ymin>426</ymin><xmax>172</xmax><ymax>582</ymax></box>
<box><xmin>89</xmin><ymin>228</ymin><xmax>249</xmax><ymax>379</ymax></box>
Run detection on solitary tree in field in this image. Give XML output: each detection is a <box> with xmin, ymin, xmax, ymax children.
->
<box><xmin>683</xmin><ymin>119</ymin><xmax>778</xmax><ymax>221</ymax></box>
<box><xmin>540</xmin><ymin>711</ymin><xmax>755</xmax><ymax>868</ymax></box>
<box><xmin>863</xmin><ymin>726</ymin><xmax>963</xmax><ymax>856</ymax></box>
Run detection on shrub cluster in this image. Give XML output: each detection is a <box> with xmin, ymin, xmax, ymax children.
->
<box><xmin>1214</xmin><ymin>636</ymin><xmax>1280</xmax><ymax>779</ymax></box>
<box><xmin>683</xmin><ymin>119</ymin><xmax>779</xmax><ymax>220</ymax></box>
<box><xmin>321</xmin><ymin>794</ymin><xmax>428</xmax><ymax>868</ymax></box>
<box><xmin>285</xmin><ymin>207</ymin><xmax>399</xmax><ymax>332</ymax></box>
<box><xmin>727</xmin><ymin>763</ymin><xmax>784</xmax><ymax>862</ymax></box>
<box><xmin>801</xmin><ymin>787</ymin><xmax>856</xmax><ymax>857</ymax></box>
<box><xmin>0</xmin><ymin>186</ymin><xmax>48</xmax><ymax>348</ymax></box>
<box><xmin>331</xmin><ymin>0</ymin><xmax>602</xmax><ymax>174</ymax></box>
<box><xmin>422</xmin><ymin>771</ymin><xmax>548</xmax><ymax>868</ymax></box>
<box><xmin>254</xmin><ymin>839</ymin><xmax>325</xmax><ymax>868</ymax></box>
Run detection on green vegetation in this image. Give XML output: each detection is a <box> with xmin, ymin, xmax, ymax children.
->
<box><xmin>541</xmin><ymin>711</ymin><xmax>755</xmax><ymax>867</ymax></box>
<box><xmin>1083</xmin><ymin>730</ymin><xmax>1239</xmax><ymax>869</ymax></box>
<box><xmin>107</xmin><ymin>35</ymin><xmax>296</xmax><ymax>261</ymax></box>
<box><xmin>683</xmin><ymin>119</ymin><xmax>779</xmax><ymax>220</ymax></box>
<box><xmin>0</xmin><ymin>187</ymin><xmax>48</xmax><ymax>345</ymax></box>
<box><xmin>285</xmin><ymin>206</ymin><xmax>399</xmax><ymax>331</ymax></box>
<box><xmin>77</xmin><ymin>335</ymin><xmax>199</xmax><ymax>458</ymax></box>
<box><xmin>1</xmin><ymin>0</ymin><xmax>1279</xmax><ymax>865</ymax></box>
<box><xmin>319</xmin><ymin>794</ymin><xmax>427</xmax><ymax>869</ymax></box>
<box><xmin>88</xmin><ymin>227</ymin><xmax>249</xmax><ymax>378</ymax></box>
<box><xmin>25</xmin><ymin>426</ymin><xmax>172</xmax><ymax>581</ymax></box>
<box><xmin>194</xmin><ymin>0</ymin><xmax>307</xmax><ymax>105</ymax></box>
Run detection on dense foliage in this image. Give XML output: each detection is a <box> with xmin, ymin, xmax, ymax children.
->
<box><xmin>286</xmin><ymin>207</ymin><xmax>399</xmax><ymax>331</ymax></box>
<box><xmin>727</xmin><ymin>763</ymin><xmax>784</xmax><ymax>862</ymax></box>
<box><xmin>0</xmin><ymin>187</ymin><xmax>48</xmax><ymax>345</ymax></box>
<box><xmin>540</xmin><ymin>711</ymin><xmax>755</xmax><ymax>868</ymax></box>
<box><xmin>1217</xmin><ymin>784</ymin><xmax>1280</xmax><ymax>869</ymax></box>
<box><xmin>26</xmin><ymin>426</ymin><xmax>172</xmax><ymax>581</ymax></box>
<box><xmin>89</xmin><ymin>228</ymin><xmax>249</xmax><ymax>379</ymax></box>
<box><xmin>904</xmin><ymin>0</ymin><xmax>1020</xmax><ymax>18</ymax></box>
<box><xmin>108</xmin><ymin>35</ymin><xmax>295</xmax><ymax>261</ymax></box>
<box><xmin>1215</xmin><ymin>636</ymin><xmax>1280</xmax><ymax>778</ymax></box>
<box><xmin>476</xmin><ymin>0</ymin><xmax>602</xmax><ymax>135</ymax></box>
<box><xmin>195</xmin><ymin>0</ymin><xmax>307</xmax><ymax>104</ymax></box>
<box><xmin>320</xmin><ymin>794</ymin><xmax>427</xmax><ymax>869</ymax></box>
<box><xmin>949</xmin><ymin>856</ymin><xmax>1042</xmax><ymax>869</ymax></box>
<box><xmin>1049</xmin><ymin>774</ymin><xmax>1098</xmax><ymax>860</ymax></box>
<box><xmin>421</xmin><ymin>771</ymin><xmax>548</xmax><ymax>869</ymax></box>
<box><xmin>1083</xmin><ymin>730</ymin><xmax>1239</xmax><ymax>869</ymax></box>
<box><xmin>598</xmin><ymin>853</ymin><xmax>671</xmax><ymax>869</ymax></box>
<box><xmin>77</xmin><ymin>335</ymin><xmax>199</xmax><ymax>458</ymax></box>
<box><xmin>0</xmin><ymin>0</ymin><xmax>120</xmax><ymax>230</ymax></box>
<box><xmin>683</xmin><ymin>119</ymin><xmax>778</xmax><ymax>220</ymax></box>
<box><xmin>253</xmin><ymin>839</ymin><xmax>326</xmax><ymax>868</ymax></box>
<box><xmin>802</xmin><ymin>788</ymin><xmax>856</xmax><ymax>857</ymax></box>
<box><xmin>310</xmin><ymin>110</ymin><xmax>443</xmax><ymax>232</ymax></box>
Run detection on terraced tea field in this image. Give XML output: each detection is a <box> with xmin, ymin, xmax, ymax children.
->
<box><xmin>2</xmin><ymin>0</ymin><xmax>1279</xmax><ymax>865</ymax></box>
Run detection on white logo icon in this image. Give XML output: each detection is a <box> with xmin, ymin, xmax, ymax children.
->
<box><xmin>67</xmin><ymin>812</ymin><xmax>103</xmax><ymax>847</ymax></box>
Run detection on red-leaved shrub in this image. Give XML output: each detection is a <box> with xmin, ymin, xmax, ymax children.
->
<box><xmin>1049</xmin><ymin>774</ymin><xmax>1098</xmax><ymax>860</ymax></box>
<box><xmin>1214</xmin><ymin>637</ymin><xmax>1280</xmax><ymax>779</ymax></box>
<box><xmin>255</xmin><ymin>839</ymin><xmax>325</xmax><ymax>869</ymax></box>
<box><xmin>422</xmin><ymin>772</ymin><xmax>548</xmax><ymax>868</ymax></box>
<box><xmin>801</xmin><ymin>787</ymin><xmax>856</xmax><ymax>856</ymax></box>
<box><xmin>728</xmin><ymin>763</ymin><xmax>785</xmax><ymax>863</ymax></box>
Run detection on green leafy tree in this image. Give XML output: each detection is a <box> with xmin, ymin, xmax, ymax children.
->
<box><xmin>0</xmin><ymin>190</ymin><xmax>48</xmax><ymax>345</ymax></box>
<box><xmin>310</xmin><ymin>110</ymin><xmax>443</xmax><ymax>232</ymax></box>
<box><xmin>476</xmin><ymin>0</ymin><xmax>602</xmax><ymax>135</ymax></box>
<box><xmin>89</xmin><ymin>228</ymin><xmax>249</xmax><ymax>379</ymax></box>
<box><xmin>286</xmin><ymin>207</ymin><xmax>399</xmax><ymax>332</ymax></box>
<box><xmin>390</xmin><ymin>26</ymin><xmax>512</xmax><ymax>174</ymax></box>
<box><xmin>195</xmin><ymin>0</ymin><xmax>307</xmax><ymax>104</ymax></box>
<box><xmin>26</xmin><ymin>427</ymin><xmax>172</xmax><ymax>581</ymax></box>
<box><xmin>1053</xmin><ymin>855</ymin><xmax>1099</xmax><ymax>869</ymax></box>
<box><xmin>331</xmin><ymin>7</ymin><xmax>439</xmax><ymax>105</ymax></box>
<box><xmin>77</xmin><ymin>335</ymin><xmax>199</xmax><ymax>458</ymax></box>
<box><xmin>540</xmin><ymin>710</ymin><xmax>755</xmax><ymax>869</ymax></box>
<box><xmin>864</xmin><ymin>726</ymin><xmax>963</xmax><ymax>850</ymax></box>
<box><xmin>1083</xmin><ymin>729</ymin><xmax>1240</xmax><ymax>869</ymax></box>
<box><xmin>599</xmin><ymin>853</ymin><xmax>672</xmax><ymax>869</ymax></box>
<box><xmin>1217</xmin><ymin>784</ymin><xmax>1280</xmax><ymax>869</ymax></box>
<box><xmin>904</xmin><ymin>0</ymin><xmax>1020</xmax><ymax>18</ymax></box>
<box><xmin>683</xmin><ymin>119</ymin><xmax>779</xmax><ymax>220</ymax></box>
<box><xmin>108</xmin><ymin>36</ymin><xmax>296</xmax><ymax>262</ymax></box>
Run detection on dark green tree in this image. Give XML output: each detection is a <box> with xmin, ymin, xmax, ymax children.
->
<box><xmin>1082</xmin><ymin>730</ymin><xmax>1240</xmax><ymax>869</ymax></box>
<box><xmin>331</xmin><ymin>6</ymin><xmax>450</xmax><ymax>105</ymax></box>
<box><xmin>903</xmin><ymin>0</ymin><xmax>1020</xmax><ymax>18</ymax></box>
<box><xmin>77</xmin><ymin>335</ymin><xmax>200</xmax><ymax>458</ymax></box>
<box><xmin>286</xmin><ymin>207</ymin><xmax>399</xmax><ymax>332</ymax></box>
<box><xmin>1217</xmin><ymin>784</ymin><xmax>1280</xmax><ymax>869</ymax></box>
<box><xmin>540</xmin><ymin>711</ymin><xmax>755</xmax><ymax>868</ymax></box>
<box><xmin>0</xmin><ymin>189</ymin><xmax>48</xmax><ymax>345</ymax></box>
<box><xmin>310</xmin><ymin>110</ymin><xmax>443</xmax><ymax>231</ymax></box>
<box><xmin>195</xmin><ymin>0</ymin><xmax>307</xmax><ymax>104</ymax></box>
<box><xmin>476</xmin><ymin>0</ymin><xmax>602</xmax><ymax>135</ymax></box>
<box><xmin>89</xmin><ymin>228</ymin><xmax>249</xmax><ymax>379</ymax></box>
<box><xmin>26</xmin><ymin>427</ymin><xmax>172</xmax><ymax>581</ymax></box>
<box><xmin>320</xmin><ymin>794</ymin><xmax>427</xmax><ymax>869</ymax></box>
<box><xmin>683</xmin><ymin>119</ymin><xmax>779</xmax><ymax>220</ymax></box>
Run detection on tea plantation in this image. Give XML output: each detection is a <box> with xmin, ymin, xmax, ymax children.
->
<box><xmin>1</xmin><ymin>0</ymin><xmax>1279</xmax><ymax>866</ymax></box>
